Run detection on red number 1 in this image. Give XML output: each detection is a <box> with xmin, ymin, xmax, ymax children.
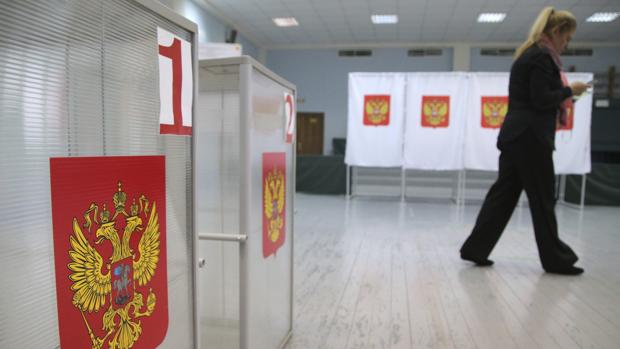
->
<box><xmin>159</xmin><ymin>38</ymin><xmax>191</xmax><ymax>135</ymax></box>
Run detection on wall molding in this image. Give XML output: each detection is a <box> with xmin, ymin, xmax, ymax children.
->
<box><xmin>265</xmin><ymin>41</ymin><xmax>620</xmax><ymax>51</ymax></box>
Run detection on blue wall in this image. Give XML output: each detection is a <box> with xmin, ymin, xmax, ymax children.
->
<box><xmin>238</xmin><ymin>35</ymin><xmax>260</xmax><ymax>61</ymax></box>
<box><xmin>470</xmin><ymin>47</ymin><xmax>620</xmax><ymax>72</ymax></box>
<box><xmin>469</xmin><ymin>48</ymin><xmax>512</xmax><ymax>72</ymax></box>
<box><xmin>266</xmin><ymin>48</ymin><xmax>454</xmax><ymax>154</ymax></box>
<box><xmin>267</xmin><ymin>46</ymin><xmax>618</xmax><ymax>154</ymax></box>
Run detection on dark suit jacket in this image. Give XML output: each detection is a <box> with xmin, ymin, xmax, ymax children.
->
<box><xmin>497</xmin><ymin>44</ymin><xmax>573</xmax><ymax>151</ymax></box>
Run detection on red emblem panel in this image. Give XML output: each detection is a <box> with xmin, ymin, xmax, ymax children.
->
<box><xmin>262</xmin><ymin>152</ymin><xmax>286</xmax><ymax>258</ymax></box>
<box><xmin>422</xmin><ymin>95</ymin><xmax>450</xmax><ymax>128</ymax></box>
<box><xmin>363</xmin><ymin>95</ymin><xmax>391</xmax><ymax>126</ymax></box>
<box><xmin>481</xmin><ymin>96</ymin><xmax>508</xmax><ymax>129</ymax></box>
<box><xmin>557</xmin><ymin>100</ymin><xmax>575</xmax><ymax>131</ymax></box>
<box><xmin>50</xmin><ymin>156</ymin><xmax>168</xmax><ymax>349</ymax></box>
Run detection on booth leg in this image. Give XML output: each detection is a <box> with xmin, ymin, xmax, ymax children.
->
<box><xmin>346</xmin><ymin>165</ymin><xmax>350</xmax><ymax>199</ymax></box>
<box><xmin>559</xmin><ymin>174</ymin><xmax>567</xmax><ymax>204</ymax></box>
<box><xmin>352</xmin><ymin>166</ymin><xmax>357</xmax><ymax>198</ymax></box>
<box><xmin>451</xmin><ymin>171</ymin><xmax>458</xmax><ymax>204</ymax></box>
<box><xmin>580</xmin><ymin>174</ymin><xmax>587</xmax><ymax>211</ymax></box>
<box><xmin>400</xmin><ymin>168</ymin><xmax>406</xmax><ymax>202</ymax></box>
<box><xmin>460</xmin><ymin>170</ymin><xmax>467</xmax><ymax>206</ymax></box>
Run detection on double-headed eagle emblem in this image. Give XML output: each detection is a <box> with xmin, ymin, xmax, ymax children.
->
<box><xmin>68</xmin><ymin>181</ymin><xmax>160</xmax><ymax>349</ymax></box>
<box><xmin>365</xmin><ymin>97</ymin><xmax>389</xmax><ymax>125</ymax></box>
<box><xmin>482</xmin><ymin>98</ymin><xmax>508</xmax><ymax>128</ymax></box>
<box><xmin>423</xmin><ymin>98</ymin><xmax>449</xmax><ymax>127</ymax></box>
<box><xmin>264</xmin><ymin>168</ymin><xmax>285</xmax><ymax>243</ymax></box>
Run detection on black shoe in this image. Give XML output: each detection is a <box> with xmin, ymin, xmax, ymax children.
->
<box><xmin>545</xmin><ymin>266</ymin><xmax>584</xmax><ymax>275</ymax></box>
<box><xmin>461</xmin><ymin>254</ymin><xmax>494</xmax><ymax>266</ymax></box>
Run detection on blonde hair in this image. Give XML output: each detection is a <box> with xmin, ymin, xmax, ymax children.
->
<box><xmin>514</xmin><ymin>7</ymin><xmax>577</xmax><ymax>59</ymax></box>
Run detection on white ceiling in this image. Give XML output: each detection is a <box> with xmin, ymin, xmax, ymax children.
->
<box><xmin>199</xmin><ymin>0</ymin><xmax>620</xmax><ymax>48</ymax></box>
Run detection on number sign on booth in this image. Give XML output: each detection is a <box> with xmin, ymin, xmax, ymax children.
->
<box><xmin>158</xmin><ymin>27</ymin><xmax>193</xmax><ymax>135</ymax></box>
<box><xmin>284</xmin><ymin>92</ymin><xmax>296</xmax><ymax>143</ymax></box>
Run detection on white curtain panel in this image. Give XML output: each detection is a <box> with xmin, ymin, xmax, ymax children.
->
<box><xmin>554</xmin><ymin>72</ymin><xmax>593</xmax><ymax>174</ymax></box>
<box><xmin>464</xmin><ymin>73</ymin><xmax>510</xmax><ymax>171</ymax></box>
<box><xmin>345</xmin><ymin>73</ymin><xmax>406</xmax><ymax>167</ymax></box>
<box><xmin>404</xmin><ymin>72</ymin><xmax>468</xmax><ymax>170</ymax></box>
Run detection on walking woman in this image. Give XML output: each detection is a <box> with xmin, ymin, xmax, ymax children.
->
<box><xmin>460</xmin><ymin>7</ymin><xmax>590</xmax><ymax>275</ymax></box>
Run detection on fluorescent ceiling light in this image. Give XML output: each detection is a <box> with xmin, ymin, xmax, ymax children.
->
<box><xmin>477</xmin><ymin>13</ymin><xmax>506</xmax><ymax>23</ymax></box>
<box><xmin>586</xmin><ymin>12</ymin><xmax>619</xmax><ymax>23</ymax></box>
<box><xmin>371</xmin><ymin>15</ymin><xmax>398</xmax><ymax>24</ymax></box>
<box><xmin>273</xmin><ymin>17</ymin><xmax>299</xmax><ymax>27</ymax></box>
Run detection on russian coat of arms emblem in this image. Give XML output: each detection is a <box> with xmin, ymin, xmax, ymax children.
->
<box><xmin>262</xmin><ymin>152</ymin><xmax>286</xmax><ymax>258</ymax></box>
<box><xmin>363</xmin><ymin>95</ymin><xmax>391</xmax><ymax>126</ymax></box>
<box><xmin>421</xmin><ymin>96</ymin><xmax>450</xmax><ymax>128</ymax></box>
<box><xmin>50</xmin><ymin>156</ymin><xmax>168</xmax><ymax>349</ymax></box>
<box><xmin>481</xmin><ymin>96</ymin><xmax>508</xmax><ymax>129</ymax></box>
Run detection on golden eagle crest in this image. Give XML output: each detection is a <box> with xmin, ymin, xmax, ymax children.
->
<box><xmin>422</xmin><ymin>97</ymin><xmax>449</xmax><ymax>127</ymax></box>
<box><xmin>363</xmin><ymin>95</ymin><xmax>390</xmax><ymax>126</ymax></box>
<box><xmin>263</xmin><ymin>168</ymin><xmax>285</xmax><ymax>243</ymax></box>
<box><xmin>482</xmin><ymin>97</ymin><xmax>508</xmax><ymax>128</ymax></box>
<box><xmin>68</xmin><ymin>181</ymin><xmax>160</xmax><ymax>349</ymax></box>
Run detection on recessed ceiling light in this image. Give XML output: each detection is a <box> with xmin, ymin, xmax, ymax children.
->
<box><xmin>586</xmin><ymin>12</ymin><xmax>619</xmax><ymax>23</ymax></box>
<box><xmin>273</xmin><ymin>17</ymin><xmax>299</xmax><ymax>27</ymax></box>
<box><xmin>371</xmin><ymin>15</ymin><xmax>398</xmax><ymax>24</ymax></box>
<box><xmin>477</xmin><ymin>13</ymin><xmax>506</xmax><ymax>23</ymax></box>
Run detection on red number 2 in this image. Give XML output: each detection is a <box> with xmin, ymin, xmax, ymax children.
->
<box><xmin>285</xmin><ymin>94</ymin><xmax>294</xmax><ymax>143</ymax></box>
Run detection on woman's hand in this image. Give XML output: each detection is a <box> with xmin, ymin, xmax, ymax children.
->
<box><xmin>570</xmin><ymin>81</ymin><xmax>590</xmax><ymax>96</ymax></box>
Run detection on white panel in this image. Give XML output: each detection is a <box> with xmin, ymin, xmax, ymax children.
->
<box><xmin>404</xmin><ymin>73</ymin><xmax>468</xmax><ymax>170</ymax></box>
<box><xmin>196</xmin><ymin>66</ymin><xmax>242</xmax><ymax>349</ymax></box>
<box><xmin>197</xmin><ymin>58</ymin><xmax>294</xmax><ymax>349</ymax></box>
<box><xmin>345</xmin><ymin>73</ymin><xmax>406</xmax><ymax>167</ymax></box>
<box><xmin>464</xmin><ymin>73</ymin><xmax>509</xmax><ymax>171</ymax></box>
<box><xmin>554</xmin><ymin>73</ymin><xmax>593</xmax><ymax>175</ymax></box>
<box><xmin>244</xmin><ymin>65</ymin><xmax>294</xmax><ymax>349</ymax></box>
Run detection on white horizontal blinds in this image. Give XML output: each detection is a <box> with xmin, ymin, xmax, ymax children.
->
<box><xmin>554</xmin><ymin>73</ymin><xmax>593</xmax><ymax>174</ymax></box>
<box><xmin>0</xmin><ymin>1</ymin><xmax>195</xmax><ymax>347</ymax></box>
<box><xmin>345</xmin><ymin>73</ymin><xmax>406</xmax><ymax>167</ymax></box>
<box><xmin>0</xmin><ymin>1</ymin><xmax>104</xmax><ymax>348</ymax></box>
<box><xmin>404</xmin><ymin>73</ymin><xmax>468</xmax><ymax>170</ymax></box>
<box><xmin>102</xmin><ymin>1</ymin><xmax>195</xmax><ymax>347</ymax></box>
<box><xmin>464</xmin><ymin>73</ymin><xmax>509</xmax><ymax>171</ymax></box>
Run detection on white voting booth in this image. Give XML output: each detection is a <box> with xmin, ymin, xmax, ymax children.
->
<box><xmin>196</xmin><ymin>56</ymin><xmax>296</xmax><ymax>349</ymax></box>
<box><xmin>346</xmin><ymin>72</ymin><xmax>593</xmax><ymax>206</ymax></box>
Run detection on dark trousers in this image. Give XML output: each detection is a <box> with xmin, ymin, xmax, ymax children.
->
<box><xmin>460</xmin><ymin>130</ymin><xmax>578</xmax><ymax>270</ymax></box>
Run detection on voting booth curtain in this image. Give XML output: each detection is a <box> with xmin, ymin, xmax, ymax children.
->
<box><xmin>404</xmin><ymin>73</ymin><xmax>468</xmax><ymax>170</ymax></box>
<box><xmin>345</xmin><ymin>72</ymin><xmax>593</xmax><ymax>174</ymax></box>
<box><xmin>345</xmin><ymin>73</ymin><xmax>406</xmax><ymax>167</ymax></box>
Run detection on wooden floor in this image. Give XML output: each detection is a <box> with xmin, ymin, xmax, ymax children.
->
<box><xmin>284</xmin><ymin>194</ymin><xmax>620</xmax><ymax>349</ymax></box>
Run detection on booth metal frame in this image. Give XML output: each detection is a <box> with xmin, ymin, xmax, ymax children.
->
<box><xmin>346</xmin><ymin>165</ymin><xmax>587</xmax><ymax>210</ymax></box>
